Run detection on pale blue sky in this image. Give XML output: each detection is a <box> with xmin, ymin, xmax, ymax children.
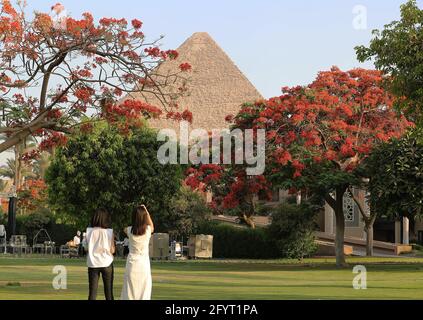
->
<box><xmin>27</xmin><ymin>0</ymin><xmax>416</xmax><ymax>97</ymax></box>
<box><xmin>0</xmin><ymin>0</ymin><xmax>418</xmax><ymax>164</ymax></box>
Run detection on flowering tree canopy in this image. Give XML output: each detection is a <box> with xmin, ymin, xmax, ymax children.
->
<box><xmin>236</xmin><ymin>68</ymin><xmax>411</xmax><ymax>177</ymax></box>
<box><xmin>0</xmin><ymin>1</ymin><xmax>191</xmax><ymax>155</ymax></box>
<box><xmin>17</xmin><ymin>178</ymin><xmax>47</xmax><ymax>213</ymax></box>
<box><xmin>186</xmin><ymin>67</ymin><xmax>412</xmax><ymax>266</ymax></box>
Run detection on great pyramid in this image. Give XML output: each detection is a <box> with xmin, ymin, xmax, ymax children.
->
<box><xmin>127</xmin><ymin>32</ymin><xmax>263</xmax><ymax>132</ymax></box>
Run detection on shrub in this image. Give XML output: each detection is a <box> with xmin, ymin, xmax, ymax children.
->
<box><xmin>268</xmin><ymin>202</ymin><xmax>318</xmax><ymax>260</ymax></box>
<box><xmin>167</xmin><ymin>185</ymin><xmax>212</xmax><ymax>239</ymax></box>
<box><xmin>0</xmin><ymin>213</ymin><xmax>7</xmax><ymax>225</ymax></box>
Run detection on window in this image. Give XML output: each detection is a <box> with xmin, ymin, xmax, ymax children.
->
<box><xmin>343</xmin><ymin>190</ymin><xmax>355</xmax><ymax>222</ymax></box>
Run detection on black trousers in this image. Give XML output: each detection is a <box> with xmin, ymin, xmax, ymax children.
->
<box><xmin>88</xmin><ymin>263</ymin><xmax>114</xmax><ymax>300</ymax></box>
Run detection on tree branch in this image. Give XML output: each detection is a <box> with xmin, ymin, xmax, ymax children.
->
<box><xmin>324</xmin><ymin>193</ymin><xmax>337</xmax><ymax>210</ymax></box>
<box><xmin>347</xmin><ymin>186</ymin><xmax>369</xmax><ymax>223</ymax></box>
<box><xmin>39</xmin><ymin>52</ymin><xmax>67</xmax><ymax>110</ymax></box>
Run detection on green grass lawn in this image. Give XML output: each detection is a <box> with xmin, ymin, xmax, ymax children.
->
<box><xmin>1</xmin><ymin>256</ymin><xmax>423</xmax><ymax>299</ymax></box>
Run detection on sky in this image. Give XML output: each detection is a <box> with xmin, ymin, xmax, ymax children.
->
<box><xmin>0</xmin><ymin>0</ymin><xmax>419</xmax><ymax>164</ymax></box>
<box><xmin>25</xmin><ymin>0</ymin><xmax>415</xmax><ymax>98</ymax></box>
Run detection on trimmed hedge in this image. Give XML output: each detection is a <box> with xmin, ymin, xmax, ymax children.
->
<box><xmin>45</xmin><ymin>222</ymin><xmax>76</xmax><ymax>246</ymax></box>
<box><xmin>17</xmin><ymin>216</ymin><xmax>76</xmax><ymax>246</ymax></box>
<box><xmin>197</xmin><ymin>202</ymin><xmax>319</xmax><ymax>259</ymax></box>
<box><xmin>197</xmin><ymin>221</ymin><xmax>280</xmax><ymax>259</ymax></box>
<box><xmin>1</xmin><ymin>213</ymin><xmax>76</xmax><ymax>246</ymax></box>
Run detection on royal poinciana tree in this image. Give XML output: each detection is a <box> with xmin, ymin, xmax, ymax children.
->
<box><xmin>187</xmin><ymin>67</ymin><xmax>412</xmax><ymax>266</ymax></box>
<box><xmin>0</xmin><ymin>1</ymin><xmax>192</xmax><ymax>156</ymax></box>
<box><xmin>185</xmin><ymin>163</ymin><xmax>270</xmax><ymax>228</ymax></box>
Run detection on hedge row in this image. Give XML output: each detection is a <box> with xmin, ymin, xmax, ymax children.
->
<box><xmin>197</xmin><ymin>221</ymin><xmax>280</xmax><ymax>259</ymax></box>
<box><xmin>1</xmin><ymin>213</ymin><xmax>76</xmax><ymax>246</ymax></box>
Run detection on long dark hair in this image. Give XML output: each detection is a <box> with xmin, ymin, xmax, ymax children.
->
<box><xmin>91</xmin><ymin>208</ymin><xmax>111</xmax><ymax>229</ymax></box>
<box><xmin>131</xmin><ymin>205</ymin><xmax>148</xmax><ymax>236</ymax></box>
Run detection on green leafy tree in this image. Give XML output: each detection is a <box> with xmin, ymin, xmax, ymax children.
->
<box><xmin>356</xmin><ymin>0</ymin><xmax>423</xmax><ymax>122</ymax></box>
<box><xmin>167</xmin><ymin>185</ymin><xmax>212</xmax><ymax>238</ymax></box>
<box><xmin>363</xmin><ymin>128</ymin><xmax>423</xmax><ymax>222</ymax></box>
<box><xmin>45</xmin><ymin>124</ymin><xmax>183</xmax><ymax>231</ymax></box>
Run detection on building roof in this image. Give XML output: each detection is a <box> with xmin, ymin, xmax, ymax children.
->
<box><xmin>127</xmin><ymin>32</ymin><xmax>263</xmax><ymax>132</ymax></box>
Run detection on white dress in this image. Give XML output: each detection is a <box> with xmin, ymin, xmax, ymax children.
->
<box><xmin>120</xmin><ymin>225</ymin><xmax>152</xmax><ymax>300</ymax></box>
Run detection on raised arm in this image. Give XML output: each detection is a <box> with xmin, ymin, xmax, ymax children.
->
<box><xmin>142</xmin><ymin>205</ymin><xmax>155</xmax><ymax>234</ymax></box>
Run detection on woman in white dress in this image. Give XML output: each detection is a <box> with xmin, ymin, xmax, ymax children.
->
<box><xmin>121</xmin><ymin>205</ymin><xmax>154</xmax><ymax>300</ymax></box>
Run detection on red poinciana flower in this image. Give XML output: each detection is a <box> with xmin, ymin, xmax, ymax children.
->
<box><xmin>181</xmin><ymin>109</ymin><xmax>193</xmax><ymax>123</ymax></box>
<box><xmin>105</xmin><ymin>99</ymin><xmax>162</xmax><ymax>122</ymax></box>
<box><xmin>131</xmin><ymin>19</ymin><xmax>143</xmax><ymax>29</ymax></box>
<box><xmin>39</xmin><ymin>131</ymin><xmax>68</xmax><ymax>151</ymax></box>
<box><xmin>166</xmin><ymin>109</ymin><xmax>193</xmax><ymax>123</ymax></box>
<box><xmin>165</xmin><ymin>50</ymin><xmax>179</xmax><ymax>60</ymax></box>
<box><xmin>74</xmin><ymin>87</ymin><xmax>95</xmax><ymax>103</ymax></box>
<box><xmin>179</xmin><ymin>63</ymin><xmax>192</xmax><ymax>72</ymax></box>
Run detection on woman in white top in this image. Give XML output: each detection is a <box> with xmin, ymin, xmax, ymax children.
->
<box><xmin>73</xmin><ymin>231</ymin><xmax>81</xmax><ymax>246</ymax></box>
<box><xmin>121</xmin><ymin>205</ymin><xmax>154</xmax><ymax>300</ymax></box>
<box><xmin>85</xmin><ymin>209</ymin><xmax>115</xmax><ymax>300</ymax></box>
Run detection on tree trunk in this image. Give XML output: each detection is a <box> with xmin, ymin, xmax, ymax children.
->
<box><xmin>14</xmin><ymin>146</ymin><xmax>20</xmax><ymax>189</ymax></box>
<box><xmin>365</xmin><ymin>223</ymin><xmax>374</xmax><ymax>256</ymax></box>
<box><xmin>334</xmin><ymin>205</ymin><xmax>346</xmax><ymax>267</ymax></box>
<box><xmin>331</xmin><ymin>186</ymin><xmax>348</xmax><ymax>267</ymax></box>
<box><xmin>241</xmin><ymin>213</ymin><xmax>256</xmax><ymax>229</ymax></box>
<box><xmin>364</xmin><ymin>213</ymin><xmax>377</xmax><ymax>256</ymax></box>
<box><xmin>17</xmin><ymin>142</ymin><xmax>25</xmax><ymax>189</ymax></box>
<box><xmin>296</xmin><ymin>191</ymin><xmax>301</xmax><ymax>205</ymax></box>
